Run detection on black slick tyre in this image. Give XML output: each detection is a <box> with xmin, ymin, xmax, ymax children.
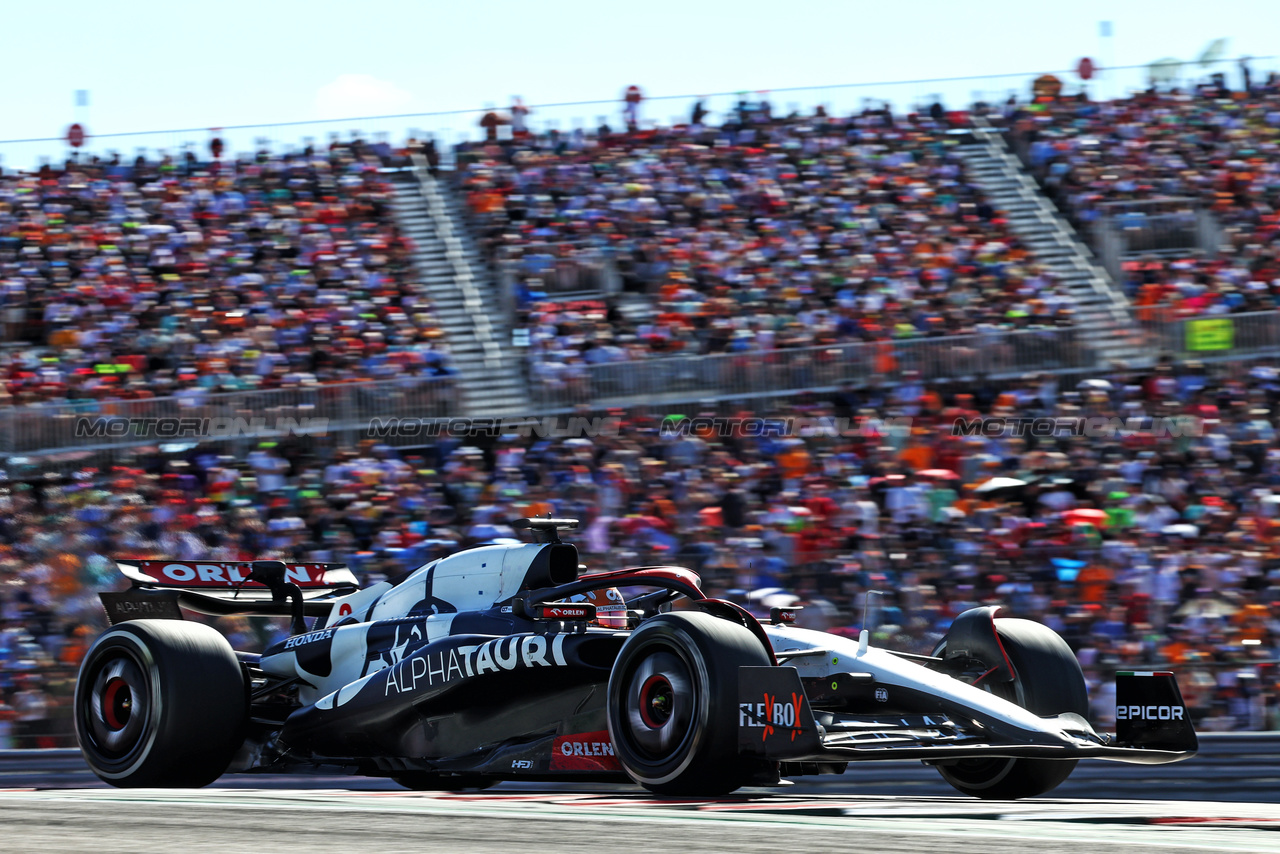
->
<box><xmin>74</xmin><ymin>619</ymin><xmax>247</xmax><ymax>787</ymax></box>
<box><xmin>606</xmin><ymin>611</ymin><xmax>772</xmax><ymax>796</ymax></box>
<box><xmin>934</xmin><ymin>617</ymin><xmax>1089</xmax><ymax>799</ymax></box>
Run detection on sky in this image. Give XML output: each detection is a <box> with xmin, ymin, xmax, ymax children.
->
<box><xmin>1</xmin><ymin>0</ymin><xmax>1278</xmax><ymax>164</ymax></box>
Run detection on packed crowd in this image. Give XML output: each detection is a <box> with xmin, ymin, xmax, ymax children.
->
<box><xmin>0</xmin><ymin>139</ymin><xmax>454</xmax><ymax>409</ymax></box>
<box><xmin>458</xmin><ymin>104</ymin><xmax>1078</xmax><ymax>375</ymax></box>
<box><xmin>7</xmin><ymin>82</ymin><xmax>1280</xmax><ymax>745</ymax></box>
<box><xmin>1013</xmin><ymin>74</ymin><xmax>1280</xmax><ymax>318</ymax></box>
<box><xmin>6</xmin><ymin>359</ymin><xmax>1280</xmax><ymax>743</ymax></box>
<box><xmin>1125</xmin><ymin>253</ymin><xmax>1280</xmax><ymax>317</ymax></box>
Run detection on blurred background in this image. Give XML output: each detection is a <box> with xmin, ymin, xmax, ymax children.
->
<box><xmin>3</xmin><ymin>1</ymin><xmax>1280</xmax><ymax>748</ymax></box>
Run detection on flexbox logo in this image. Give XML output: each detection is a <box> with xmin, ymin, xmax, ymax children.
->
<box><xmin>739</xmin><ymin>692</ymin><xmax>805</xmax><ymax>741</ymax></box>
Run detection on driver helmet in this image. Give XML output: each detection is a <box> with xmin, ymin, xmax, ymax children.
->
<box><xmin>569</xmin><ymin>586</ymin><xmax>627</xmax><ymax>628</ymax></box>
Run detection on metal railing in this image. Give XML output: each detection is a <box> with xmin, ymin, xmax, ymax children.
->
<box><xmin>525</xmin><ymin>307</ymin><xmax>1280</xmax><ymax>411</ymax></box>
<box><xmin>1091</xmin><ymin>198</ymin><xmax>1221</xmax><ymax>283</ymax></box>
<box><xmin>1102</xmin><ymin>198</ymin><xmax>1201</xmax><ymax>252</ymax></box>
<box><xmin>0</xmin><ymin>376</ymin><xmax>458</xmax><ymax>458</ymax></box>
<box><xmin>2</xmin><ymin>308</ymin><xmax>1278</xmax><ymax>455</ymax></box>
<box><xmin>530</xmin><ymin>327</ymin><xmax>1094</xmax><ymax>411</ymax></box>
<box><xmin>499</xmin><ymin>247</ymin><xmax>617</xmax><ymax>299</ymax></box>
<box><xmin>1134</xmin><ymin>307</ymin><xmax>1280</xmax><ymax>363</ymax></box>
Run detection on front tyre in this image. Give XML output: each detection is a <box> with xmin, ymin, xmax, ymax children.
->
<box><xmin>607</xmin><ymin>611</ymin><xmax>771</xmax><ymax>796</ymax></box>
<box><xmin>934</xmin><ymin>618</ymin><xmax>1088</xmax><ymax>799</ymax></box>
<box><xmin>75</xmin><ymin>620</ymin><xmax>246</xmax><ymax>787</ymax></box>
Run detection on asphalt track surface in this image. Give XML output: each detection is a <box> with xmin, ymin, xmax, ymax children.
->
<box><xmin>3</xmin><ymin>775</ymin><xmax>1280</xmax><ymax>853</ymax></box>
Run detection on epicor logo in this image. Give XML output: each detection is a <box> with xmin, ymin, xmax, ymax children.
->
<box><xmin>1117</xmin><ymin>704</ymin><xmax>1185</xmax><ymax>721</ymax></box>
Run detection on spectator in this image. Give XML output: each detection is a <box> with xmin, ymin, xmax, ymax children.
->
<box><xmin>458</xmin><ymin>104</ymin><xmax>1075</xmax><ymax>400</ymax></box>
<box><xmin>623</xmin><ymin>85</ymin><xmax>643</xmax><ymax>131</ymax></box>
<box><xmin>1012</xmin><ymin>77</ymin><xmax>1280</xmax><ymax>318</ymax></box>
<box><xmin>6</xmin><ymin>356</ymin><xmax>1280</xmax><ymax>736</ymax></box>
<box><xmin>0</xmin><ymin>139</ymin><xmax>453</xmax><ymax>407</ymax></box>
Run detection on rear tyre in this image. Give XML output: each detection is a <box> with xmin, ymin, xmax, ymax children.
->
<box><xmin>74</xmin><ymin>620</ymin><xmax>246</xmax><ymax>787</ymax></box>
<box><xmin>933</xmin><ymin>618</ymin><xmax>1088</xmax><ymax>800</ymax></box>
<box><xmin>607</xmin><ymin>611</ymin><xmax>772</xmax><ymax>796</ymax></box>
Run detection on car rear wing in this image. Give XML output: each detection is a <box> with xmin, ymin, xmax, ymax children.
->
<box><xmin>117</xmin><ymin>559</ymin><xmax>359</xmax><ymax>597</ymax></box>
<box><xmin>103</xmin><ymin>559</ymin><xmax>360</xmax><ymax>627</ymax></box>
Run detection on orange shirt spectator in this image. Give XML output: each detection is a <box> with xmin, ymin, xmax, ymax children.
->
<box><xmin>899</xmin><ymin>438</ymin><xmax>934</xmax><ymax>473</ymax></box>
<box><xmin>1076</xmin><ymin>563</ymin><xmax>1113</xmax><ymax>605</ymax></box>
<box><xmin>777</xmin><ymin>444</ymin><xmax>811</xmax><ymax>481</ymax></box>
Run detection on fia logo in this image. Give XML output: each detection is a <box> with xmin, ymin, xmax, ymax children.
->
<box><xmin>874</xmin><ymin>687</ymin><xmax>889</xmax><ymax>702</ymax></box>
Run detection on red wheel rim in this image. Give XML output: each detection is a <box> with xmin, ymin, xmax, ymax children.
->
<box><xmin>638</xmin><ymin>674</ymin><xmax>673</xmax><ymax>728</ymax></box>
<box><xmin>101</xmin><ymin>677</ymin><xmax>130</xmax><ymax>730</ymax></box>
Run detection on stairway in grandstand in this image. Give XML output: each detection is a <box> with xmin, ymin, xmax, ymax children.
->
<box><xmin>957</xmin><ymin>124</ymin><xmax>1144</xmax><ymax>368</ymax></box>
<box><xmin>391</xmin><ymin>157</ymin><xmax>529</xmax><ymax>416</ymax></box>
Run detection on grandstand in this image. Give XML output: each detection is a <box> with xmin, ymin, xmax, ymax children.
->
<box><xmin>6</xmin><ymin>63</ymin><xmax>1280</xmax><ymax>745</ymax></box>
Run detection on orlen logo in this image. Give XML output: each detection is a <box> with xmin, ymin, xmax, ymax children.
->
<box><xmin>560</xmin><ymin>739</ymin><xmax>614</xmax><ymax>758</ymax></box>
<box><xmin>545</xmin><ymin>606</ymin><xmax>591</xmax><ymax>619</ymax></box>
<box><xmin>739</xmin><ymin>692</ymin><xmax>804</xmax><ymax>741</ymax></box>
<box><xmin>549</xmin><ymin>730</ymin><xmax>621</xmax><ymax>771</ymax></box>
<box><xmin>160</xmin><ymin>563</ymin><xmax>250</xmax><ymax>584</ymax></box>
<box><xmin>1118</xmin><ymin>705</ymin><xmax>1185</xmax><ymax>721</ymax></box>
<box><xmin>133</xmin><ymin>561</ymin><xmax>336</xmax><ymax>588</ymax></box>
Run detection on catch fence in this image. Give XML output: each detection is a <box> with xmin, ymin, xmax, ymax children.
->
<box><xmin>0</xmin><ymin>376</ymin><xmax>458</xmax><ymax>459</ymax></box>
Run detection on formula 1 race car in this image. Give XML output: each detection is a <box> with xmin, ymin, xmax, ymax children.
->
<box><xmin>75</xmin><ymin>519</ymin><xmax>1197</xmax><ymax>797</ymax></box>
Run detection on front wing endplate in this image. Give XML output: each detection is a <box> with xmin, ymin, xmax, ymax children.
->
<box><xmin>737</xmin><ymin>666</ymin><xmax>822</xmax><ymax>756</ymax></box>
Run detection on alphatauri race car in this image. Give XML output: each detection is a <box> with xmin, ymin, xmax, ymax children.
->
<box><xmin>76</xmin><ymin>519</ymin><xmax>1197</xmax><ymax>797</ymax></box>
